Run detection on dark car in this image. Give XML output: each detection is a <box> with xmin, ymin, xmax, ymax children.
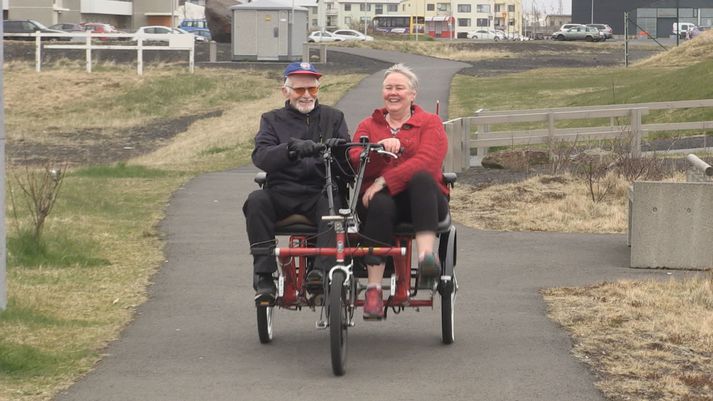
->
<box><xmin>3</xmin><ymin>19</ymin><xmax>68</xmax><ymax>41</ymax></box>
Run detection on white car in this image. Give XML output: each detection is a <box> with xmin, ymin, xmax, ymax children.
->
<box><xmin>132</xmin><ymin>26</ymin><xmax>207</xmax><ymax>42</ymax></box>
<box><xmin>307</xmin><ymin>31</ymin><xmax>344</xmax><ymax>43</ymax></box>
<box><xmin>331</xmin><ymin>29</ymin><xmax>374</xmax><ymax>41</ymax></box>
<box><xmin>467</xmin><ymin>29</ymin><xmax>505</xmax><ymax>40</ymax></box>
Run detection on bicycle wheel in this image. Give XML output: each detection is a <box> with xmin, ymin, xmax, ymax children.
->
<box><xmin>256</xmin><ymin>305</ymin><xmax>273</xmax><ymax>344</ymax></box>
<box><xmin>329</xmin><ymin>270</ymin><xmax>348</xmax><ymax>376</ymax></box>
<box><xmin>440</xmin><ymin>279</ymin><xmax>455</xmax><ymax>344</ymax></box>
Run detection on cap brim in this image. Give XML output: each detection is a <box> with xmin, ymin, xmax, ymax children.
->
<box><xmin>286</xmin><ymin>71</ymin><xmax>322</xmax><ymax>78</ymax></box>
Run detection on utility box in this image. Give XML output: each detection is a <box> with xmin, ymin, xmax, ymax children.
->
<box><xmin>629</xmin><ymin>181</ymin><xmax>713</xmax><ymax>269</ymax></box>
<box><xmin>231</xmin><ymin>0</ymin><xmax>308</xmax><ymax>61</ymax></box>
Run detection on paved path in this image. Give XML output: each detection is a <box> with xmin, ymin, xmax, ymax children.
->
<box><xmin>55</xmin><ymin>49</ymin><xmax>682</xmax><ymax>401</ymax></box>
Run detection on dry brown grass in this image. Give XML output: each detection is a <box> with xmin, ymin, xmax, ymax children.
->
<box><xmin>450</xmin><ymin>173</ymin><xmax>630</xmax><ymax>233</ymax></box>
<box><xmin>132</xmin><ymin>73</ymin><xmax>363</xmax><ymax>169</ymax></box>
<box><xmin>635</xmin><ymin>30</ymin><xmax>713</xmax><ymax>67</ymax></box>
<box><xmin>543</xmin><ymin>275</ymin><xmax>713</xmax><ymax>401</ymax></box>
<box><xmin>338</xmin><ymin>40</ymin><xmax>515</xmax><ymax>61</ymax></box>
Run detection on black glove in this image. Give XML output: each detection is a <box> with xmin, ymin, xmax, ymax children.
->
<box><xmin>288</xmin><ymin>138</ymin><xmax>320</xmax><ymax>160</ymax></box>
<box><xmin>324</xmin><ymin>138</ymin><xmax>347</xmax><ymax>148</ymax></box>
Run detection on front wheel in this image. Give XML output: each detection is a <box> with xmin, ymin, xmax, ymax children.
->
<box><xmin>256</xmin><ymin>305</ymin><xmax>273</xmax><ymax>344</ymax></box>
<box><xmin>440</xmin><ymin>279</ymin><xmax>456</xmax><ymax>344</ymax></box>
<box><xmin>329</xmin><ymin>270</ymin><xmax>348</xmax><ymax>376</ymax></box>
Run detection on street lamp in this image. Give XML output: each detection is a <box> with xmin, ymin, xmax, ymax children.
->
<box><xmin>590</xmin><ymin>0</ymin><xmax>594</xmax><ymax>24</ymax></box>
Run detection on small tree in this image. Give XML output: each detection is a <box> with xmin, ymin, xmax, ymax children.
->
<box><xmin>10</xmin><ymin>163</ymin><xmax>67</xmax><ymax>242</ymax></box>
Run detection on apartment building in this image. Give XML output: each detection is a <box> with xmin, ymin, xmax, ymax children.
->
<box><xmin>332</xmin><ymin>0</ymin><xmax>521</xmax><ymax>38</ymax></box>
<box><xmin>2</xmin><ymin>0</ymin><xmax>188</xmax><ymax>30</ymax></box>
<box><xmin>327</xmin><ymin>0</ymin><xmax>401</xmax><ymax>30</ymax></box>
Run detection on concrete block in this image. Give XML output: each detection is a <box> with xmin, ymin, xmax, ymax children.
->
<box><xmin>630</xmin><ymin>181</ymin><xmax>713</xmax><ymax>269</ymax></box>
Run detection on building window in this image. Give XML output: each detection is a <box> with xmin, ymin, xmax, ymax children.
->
<box><xmin>477</xmin><ymin>18</ymin><xmax>489</xmax><ymax>27</ymax></box>
<box><xmin>345</xmin><ymin>16</ymin><xmax>352</xmax><ymax>25</ymax></box>
<box><xmin>427</xmin><ymin>3</ymin><xmax>435</xmax><ymax>11</ymax></box>
<box><xmin>494</xmin><ymin>4</ymin><xmax>501</xmax><ymax>12</ymax></box>
<box><xmin>476</xmin><ymin>4</ymin><xmax>490</xmax><ymax>13</ymax></box>
<box><xmin>344</xmin><ymin>3</ymin><xmax>351</xmax><ymax>11</ymax></box>
<box><xmin>387</xmin><ymin>4</ymin><xmax>397</xmax><ymax>12</ymax></box>
<box><xmin>508</xmin><ymin>5</ymin><xmax>515</xmax><ymax>12</ymax></box>
<box><xmin>359</xmin><ymin>3</ymin><xmax>371</xmax><ymax>11</ymax></box>
<box><xmin>437</xmin><ymin>3</ymin><xmax>450</xmax><ymax>12</ymax></box>
<box><xmin>457</xmin><ymin>4</ymin><xmax>471</xmax><ymax>13</ymax></box>
<box><xmin>458</xmin><ymin>18</ymin><xmax>471</xmax><ymax>27</ymax></box>
<box><xmin>375</xmin><ymin>4</ymin><xmax>383</xmax><ymax>14</ymax></box>
<box><xmin>509</xmin><ymin>18</ymin><xmax>515</xmax><ymax>26</ymax></box>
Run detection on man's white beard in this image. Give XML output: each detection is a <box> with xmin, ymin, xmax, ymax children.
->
<box><xmin>293</xmin><ymin>99</ymin><xmax>315</xmax><ymax>114</ymax></box>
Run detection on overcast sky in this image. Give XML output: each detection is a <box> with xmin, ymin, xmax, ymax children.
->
<box><xmin>522</xmin><ymin>0</ymin><xmax>572</xmax><ymax>15</ymax></box>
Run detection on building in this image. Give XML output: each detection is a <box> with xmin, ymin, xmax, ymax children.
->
<box><xmin>329</xmin><ymin>0</ymin><xmax>401</xmax><ymax>31</ymax></box>
<box><xmin>572</xmin><ymin>0</ymin><xmax>713</xmax><ymax>37</ymax></box>
<box><xmin>544</xmin><ymin>13</ymin><xmax>570</xmax><ymax>32</ymax></box>
<box><xmin>332</xmin><ymin>0</ymin><xmax>522</xmax><ymax>38</ymax></box>
<box><xmin>2</xmin><ymin>0</ymin><xmax>197</xmax><ymax>30</ymax></box>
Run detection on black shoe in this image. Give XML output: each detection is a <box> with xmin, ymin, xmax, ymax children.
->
<box><xmin>304</xmin><ymin>269</ymin><xmax>324</xmax><ymax>294</ymax></box>
<box><xmin>254</xmin><ymin>274</ymin><xmax>276</xmax><ymax>306</ymax></box>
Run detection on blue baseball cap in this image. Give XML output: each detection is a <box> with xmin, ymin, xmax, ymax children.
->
<box><xmin>283</xmin><ymin>62</ymin><xmax>322</xmax><ymax>78</ymax></box>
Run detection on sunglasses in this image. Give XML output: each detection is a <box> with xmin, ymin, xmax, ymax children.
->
<box><xmin>286</xmin><ymin>85</ymin><xmax>319</xmax><ymax>96</ymax></box>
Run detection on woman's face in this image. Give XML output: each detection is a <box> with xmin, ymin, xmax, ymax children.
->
<box><xmin>382</xmin><ymin>72</ymin><xmax>415</xmax><ymax>115</ymax></box>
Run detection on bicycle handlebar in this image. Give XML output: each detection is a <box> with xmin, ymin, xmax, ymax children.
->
<box><xmin>288</xmin><ymin>141</ymin><xmax>395</xmax><ymax>161</ymax></box>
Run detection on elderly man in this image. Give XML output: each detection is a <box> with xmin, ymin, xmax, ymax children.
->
<box><xmin>243</xmin><ymin>62</ymin><xmax>350</xmax><ymax>305</ymax></box>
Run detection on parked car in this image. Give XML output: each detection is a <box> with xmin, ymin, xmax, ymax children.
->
<box><xmin>673</xmin><ymin>22</ymin><xmax>697</xmax><ymax>38</ymax></box>
<box><xmin>331</xmin><ymin>29</ymin><xmax>373</xmax><ymax>41</ymax></box>
<box><xmin>191</xmin><ymin>28</ymin><xmax>212</xmax><ymax>41</ymax></box>
<box><xmin>307</xmin><ymin>31</ymin><xmax>344</xmax><ymax>43</ymax></box>
<box><xmin>551</xmin><ymin>25</ymin><xmax>604</xmax><ymax>42</ymax></box>
<box><xmin>177</xmin><ymin>19</ymin><xmax>208</xmax><ymax>33</ymax></box>
<box><xmin>132</xmin><ymin>26</ymin><xmax>205</xmax><ymax>43</ymax></box>
<box><xmin>81</xmin><ymin>22</ymin><xmax>121</xmax><ymax>40</ymax></box>
<box><xmin>559</xmin><ymin>23</ymin><xmax>584</xmax><ymax>32</ymax></box>
<box><xmin>586</xmin><ymin>23</ymin><xmax>614</xmax><ymax>39</ymax></box>
<box><xmin>48</xmin><ymin>22</ymin><xmax>84</xmax><ymax>32</ymax></box>
<box><xmin>467</xmin><ymin>29</ymin><xmax>504</xmax><ymax>40</ymax></box>
<box><xmin>3</xmin><ymin>19</ymin><xmax>69</xmax><ymax>41</ymax></box>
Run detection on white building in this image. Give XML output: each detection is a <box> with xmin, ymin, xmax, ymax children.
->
<box><xmin>2</xmin><ymin>0</ymin><xmax>198</xmax><ymax>30</ymax></box>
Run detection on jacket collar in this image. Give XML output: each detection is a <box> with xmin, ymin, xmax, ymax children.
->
<box><xmin>372</xmin><ymin>104</ymin><xmax>424</xmax><ymax>129</ymax></box>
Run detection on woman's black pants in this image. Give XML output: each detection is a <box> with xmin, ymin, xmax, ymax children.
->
<box><xmin>357</xmin><ymin>171</ymin><xmax>449</xmax><ymax>263</ymax></box>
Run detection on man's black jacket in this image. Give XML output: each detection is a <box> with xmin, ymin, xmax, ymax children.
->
<box><xmin>252</xmin><ymin>100</ymin><xmax>350</xmax><ymax>197</ymax></box>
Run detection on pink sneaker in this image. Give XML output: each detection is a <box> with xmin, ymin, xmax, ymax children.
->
<box><xmin>363</xmin><ymin>287</ymin><xmax>384</xmax><ymax>320</ymax></box>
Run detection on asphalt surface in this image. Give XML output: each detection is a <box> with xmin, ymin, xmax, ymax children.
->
<box><xmin>54</xmin><ymin>48</ymin><xmax>686</xmax><ymax>401</ymax></box>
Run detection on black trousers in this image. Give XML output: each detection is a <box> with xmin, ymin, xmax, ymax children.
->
<box><xmin>243</xmin><ymin>189</ymin><xmax>340</xmax><ymax>275</ymax></box>
<box><xmin>357</xmin><ymin>171</ymin><xmax>449</xmax><ymax>249</ymax></box>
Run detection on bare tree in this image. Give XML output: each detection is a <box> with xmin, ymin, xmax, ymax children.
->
<box><xmin>11</xmin><ymin>163</ymin><xmax>67</xmax><ymax>241</ymax></box>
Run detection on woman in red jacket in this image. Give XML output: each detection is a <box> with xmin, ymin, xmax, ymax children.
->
<box><xmin>348</xmin><ymin>64</ymin><xmax>450</xmax><ymax>319</ymax></box>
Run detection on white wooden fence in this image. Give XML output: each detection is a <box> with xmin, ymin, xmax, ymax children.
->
<box><xmin>3</xmin><ymin>31</ymin><xmax>195</xmax><ymax>75</ymax></box>
<box><xmin>443</xmin><ymin>99</ymin><xmax>713</xmax><ymax>173</ymax></box>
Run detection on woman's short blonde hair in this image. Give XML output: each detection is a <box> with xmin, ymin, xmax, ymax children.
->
<box><xmin>384</xmin><ymin>63</ymin><xmax>419</xmax><ymax>92</ymax></box>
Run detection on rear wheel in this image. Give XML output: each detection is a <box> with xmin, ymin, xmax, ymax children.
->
<box><xmin>329</xmin><ymin>271</ymin><xmax>348</xmax><ymax>376</ymax></box>
<box><xmin>440</xmin><ymin>279</ymin><xmax>455</xmax><ymax>344</ymax></box>
<box><xmin>256</xmin><ymin>305</ymin><xmax>273</xmax><ymax>344</ymax></box>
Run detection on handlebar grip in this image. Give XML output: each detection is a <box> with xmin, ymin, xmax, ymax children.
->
<box><xmin>250</xmin><ymin>247</ymin><xmax>274</xmax><ymax>256</ymax></box>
